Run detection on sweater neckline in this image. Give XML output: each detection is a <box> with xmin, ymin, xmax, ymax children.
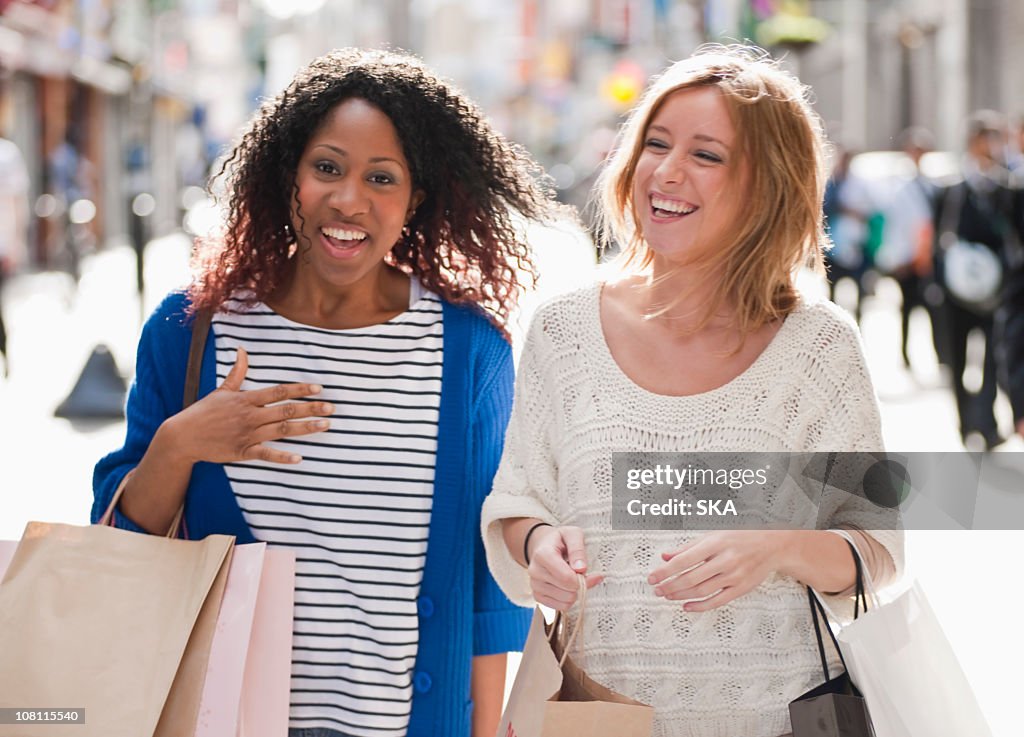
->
<box><xmin>587</xmin><ymin>282</ymin><xmax>802</xmax><ymax>402</ymax></box>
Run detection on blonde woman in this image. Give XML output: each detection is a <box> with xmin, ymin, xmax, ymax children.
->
<box><xmin>482</xmin><ymin>45</ymin><xmax>902</xmax><ymax>737</ymax></box>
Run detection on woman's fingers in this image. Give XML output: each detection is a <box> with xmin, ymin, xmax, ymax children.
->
<box><xmin>269</xmin><ymin>399</ymin><xmax>334</xmax><ymax>422</ymax></box>
<box><xmin>533</xmin><ymin>573</ymin><xmax>604</xmax><ymax>611</ymax></box>
<box><xmin>250</xmin><ymin>417</ymin><xmax>332</xmax><ymax>445</ymax></box>
<box><xmin>219</xmin><ymin>347</ymin><xmax>249</xmax><ymax>392</ymax></box>
<box><xmin>240</xmin><ymin>443</ymin><xmax>302</xmax><ymax>465</ymax></box>
<box><xmin>680</xmin><ymin>584</ymin><xmax>747</xmax><ymax>613</ymax></box>
<box><xmin>560</xmin><ymin>526</ymin><xmax>589</xmax><ymax>573</ymax></box>
<box><xmin>653</xmin><ymin>555</ymin><xmax>724</xmax><ymax>598</ymax></box>
<box><xmin>528</xmin><ymin>525</ymin><xmax>603</xmax><ymax>607</ymax></box>
<box><xmin>532</xmin><ymin>580</ymin><xmax>578</xmax><ymax>610</ymax></box>
<box><xmin>246</xmin><ymin>381</ymin><xmax>324</xmax><ymax>406</ymax></box>
<box><xmin>532</xmin><ymin>528</ymin><xmax>586</xmax><ymax>591</ymax></box>
<box><xmin>659</xmin><ymin>571</ymin><xmax>726</xmax><ymax>601</ymax></box>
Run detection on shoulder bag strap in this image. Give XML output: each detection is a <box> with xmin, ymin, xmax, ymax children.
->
<box><xmin>170</xmin><ymin>308</ymin><xmax>213</xmax><ymax>538</ymax></box>
<box><xmin>184</xmin><ymin>309</ymin><xmax>212</xmax><ymax>409</ymax></box>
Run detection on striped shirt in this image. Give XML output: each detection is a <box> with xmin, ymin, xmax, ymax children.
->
<box><xmin>212</xmin><ymin>286</ymin><xmax>442</xmax><ymax>737</ymax></box>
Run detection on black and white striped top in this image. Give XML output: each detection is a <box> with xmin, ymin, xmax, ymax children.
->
<box><xmin>212</xmin><ymin>286</ymin><xmax>443</xmax><ymax>737</ymax></box>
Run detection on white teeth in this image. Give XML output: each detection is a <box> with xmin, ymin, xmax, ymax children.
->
<box><xmin>322</xmin><ymin>227</ymin><xmax>367</xmax><ymax>241</ymax></box>
<box><xmin>651</xmin><ymin>197</ymin><xmax>696</xmax><ymax>215</ymax></box>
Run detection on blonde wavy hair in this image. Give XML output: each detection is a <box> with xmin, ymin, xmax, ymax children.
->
<box><xmin>596</xmin><ymin>44</ymin><xmax>829</xmax><ymax>337</ymax></box>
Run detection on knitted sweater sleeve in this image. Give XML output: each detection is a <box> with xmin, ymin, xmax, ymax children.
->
<box><xmin>812</xmin><ymin>314</ymin><xmax>905</xmax><ymax>596</ymax></box>
<box><xmin>91</xmin><ymin>292</ymin><xmax>191</xmax><ymax>531</ymax></box>
<box><xmin>480</xmin><ymin>312</ymin><xmax>561</xmax><ymax>606</ymax></box>
<box><xmin>470</xmin><ymin>323</ymin><xmax>533</xmax><ymax>654</ymax></box>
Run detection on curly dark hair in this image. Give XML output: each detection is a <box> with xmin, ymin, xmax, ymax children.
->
<box><xmin>190</xmin><ymin>47</ymin><xmax>558</xmax><ymax>333</ymax></box>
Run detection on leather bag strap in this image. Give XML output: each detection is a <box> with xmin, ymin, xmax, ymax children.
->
<box><xmin>184</xmin><ymin>309</ymin><xmax>212</xmax><ymax>410</ymax></box>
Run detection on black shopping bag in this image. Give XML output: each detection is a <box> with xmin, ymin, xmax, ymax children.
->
<box><xmin>789</xmin><ymin>546</ymin><xmax>874</xmax><ymax>736</ymax></box>
<box><xmin>789</xmin><ymin>670</ymin><xmax>872</xmax><ymax>736</ymax></box>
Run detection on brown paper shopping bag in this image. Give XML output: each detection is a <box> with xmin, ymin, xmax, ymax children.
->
<box><xmin>497</xmin><ymin>577</ymin><xmax>654</xmax><ymax>737</ymax></box>
<box><xmin>0</xmin><ymin>511</ymin><xmax>233</xmax><ymax>737</ymax></box>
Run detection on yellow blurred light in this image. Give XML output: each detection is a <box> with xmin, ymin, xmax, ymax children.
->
<box><xmin>604</xmin><ymin>74</ymin><xmax>641</xmax><ymax>105</ymax></box>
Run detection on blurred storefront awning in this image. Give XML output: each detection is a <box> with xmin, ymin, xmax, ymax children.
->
<box><xmin>1</xmin><ymin>3</ymin><xmax>132</xmax><ymax>95</ymax></box>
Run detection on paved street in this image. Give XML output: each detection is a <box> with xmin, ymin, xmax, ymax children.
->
<box><xmin>0</xmin><ymin>232</ymin><xmax>1021</xmax><ymax>735</ymax></box>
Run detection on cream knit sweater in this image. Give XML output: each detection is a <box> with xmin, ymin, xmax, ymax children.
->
<box><xmin>482</xmin><ymin>283</ymin><xmax>903</xmax><ymax>737</ymax></box>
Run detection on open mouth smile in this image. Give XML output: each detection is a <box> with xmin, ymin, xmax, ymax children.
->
<box><xmin>650</xmin><ymin>195</ymin><xmax>698</xmax><ymax>219</ymax></box>
<box><xmin>319</xmin><ymin>226</ymin><xmax>369</xmax><ymax>259</ymax></box>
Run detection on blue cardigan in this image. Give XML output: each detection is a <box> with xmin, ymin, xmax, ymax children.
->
<box><xmin>92</xmin><ymin>291</ymin><xmax>531</xmax><ymax>737</ymax></box>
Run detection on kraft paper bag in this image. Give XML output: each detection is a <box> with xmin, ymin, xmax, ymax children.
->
<box><xmin>0</xmin><ymin>522</ymin><xmax>233</xmax><ymax>737</ymax></box>
<box><xmin>496</xmin><ymin>578</ymin><xmax>653</xmax><ymax>737</ymax></box>
<box><xmin>237</xmin><ymin>548</ymin><xmax>297</xmax><ymax>737</ymax></box>
<box><xmin>194</xmin><ymin>543</ymin><xmax>267</xmax><ymax>737</ymax></box>
<box><xmin>155</xmin><ymin>541</ymin><xmax>233</xmax><ymax>737</ymax></box>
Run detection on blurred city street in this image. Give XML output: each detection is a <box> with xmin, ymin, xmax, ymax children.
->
<box><xmin>2</xmin><ymin>1</ymin><xmax>1023</xmax><ymax>735</ymax></box>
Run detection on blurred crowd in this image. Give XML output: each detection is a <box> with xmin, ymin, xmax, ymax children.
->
<box><xmin>824</xmin><ymin>110</ymin><xmax>1024</xmax><ymax>449</ymax></box>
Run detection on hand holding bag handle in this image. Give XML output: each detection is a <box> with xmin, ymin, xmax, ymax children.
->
<box><xmin>97</xmin><ymin>308</ymin><xmax>213</xmax><ymax>538</ymax></box>
<box><xmin>547</xmin><ymin>574</ymin><xmax>589</xmax><ymax>668</ymax></box>
<box><xmin>814</xmin><ymin>528</ymin><xmax>881</xmax><ymax>623</ymax></box>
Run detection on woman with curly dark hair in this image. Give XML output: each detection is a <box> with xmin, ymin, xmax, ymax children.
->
<box><xmin>93</xmin><ymin>48</ymin><xmax>557</xmax><ymax>737</ymax></box>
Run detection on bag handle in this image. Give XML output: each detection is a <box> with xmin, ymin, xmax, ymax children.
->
<box><xmin>821</xmin><ymin>528</ymin><xmax>880</xmax><ymax>609</ymax></box>
<box><xmin>547</xmin><ymin>574</ymin><xmax>588</xmax><ymax>668</ymax></box>
<box><xmin>807</xmin><ymin>540</ymin><xmax>865</xmax><ymax>681</ymax></box>
<box><xmin>98</xmin><ymin>309</ymin><xmax>212</xmax><ymax>538</ymax></box>
<box><xmin>184</xmin><ymin>309</ymin><xmax>212</xmax><ymax>410</ymax></box>
<box><xmin>98</xmin><ymin>471</ymin><xmax>182</xmax><ymax>539</ymax></box>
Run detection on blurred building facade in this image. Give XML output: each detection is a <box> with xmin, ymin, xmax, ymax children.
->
<box><xmin>800</xmin><ymin>0</ymin><xmax>1024</xmax><ymax>152</ymax></box>
<box><xmin>1</xmin><ymin>0</ymin><xmax>1020</xmax><ymax>267</ymax></box>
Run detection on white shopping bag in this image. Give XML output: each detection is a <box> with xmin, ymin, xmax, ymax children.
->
<box><xmin>822</xmin><ymin>531</ymin><xmax>991</xmax><ymax>737</ymax></box>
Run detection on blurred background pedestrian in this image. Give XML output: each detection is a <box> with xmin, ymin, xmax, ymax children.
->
<box><xmin>824</xmin><ymin>145</ymin><xmax>868</xmax><ymax>323</ymax></box>
<box><xmin>873</xmin><ymin>126</ymin><xmax>939</xmax><ymax>370</ymax></box>
<box><xmin>932</xmin><ymin>110</ymin><xmax>1022</xmax><ymax>450</ymax></box>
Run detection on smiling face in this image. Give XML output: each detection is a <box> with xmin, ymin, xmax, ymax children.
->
<box><xmin>631</xmin><ymin>85</ymin><xmax>746</xmax><ymax>265</ymax></box>
<box><xmin>290</xmin><ymin>97</ymin><xmax>424</xmax><ymax>296</ymax></box>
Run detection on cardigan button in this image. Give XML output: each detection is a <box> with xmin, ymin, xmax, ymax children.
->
<box><xmin>417</xmin><ymin>595</ymin><xmax>435</xmax><ymax>618</ymax></box>
<box><xmin>414</xmin><ymin>671</ymin><xmax>432</xmax><ymax>693</ymax></box>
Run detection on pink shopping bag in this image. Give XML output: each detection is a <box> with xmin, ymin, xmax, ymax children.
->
<box><xmin>195</xmin><ymin>543</ymin><xmax>267</xmax><ymax>737</ymax></box>
<box><xmin>237</xmin><ymin>548</ymin><xmax>296</xmax><ymax>737</ymax></box>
